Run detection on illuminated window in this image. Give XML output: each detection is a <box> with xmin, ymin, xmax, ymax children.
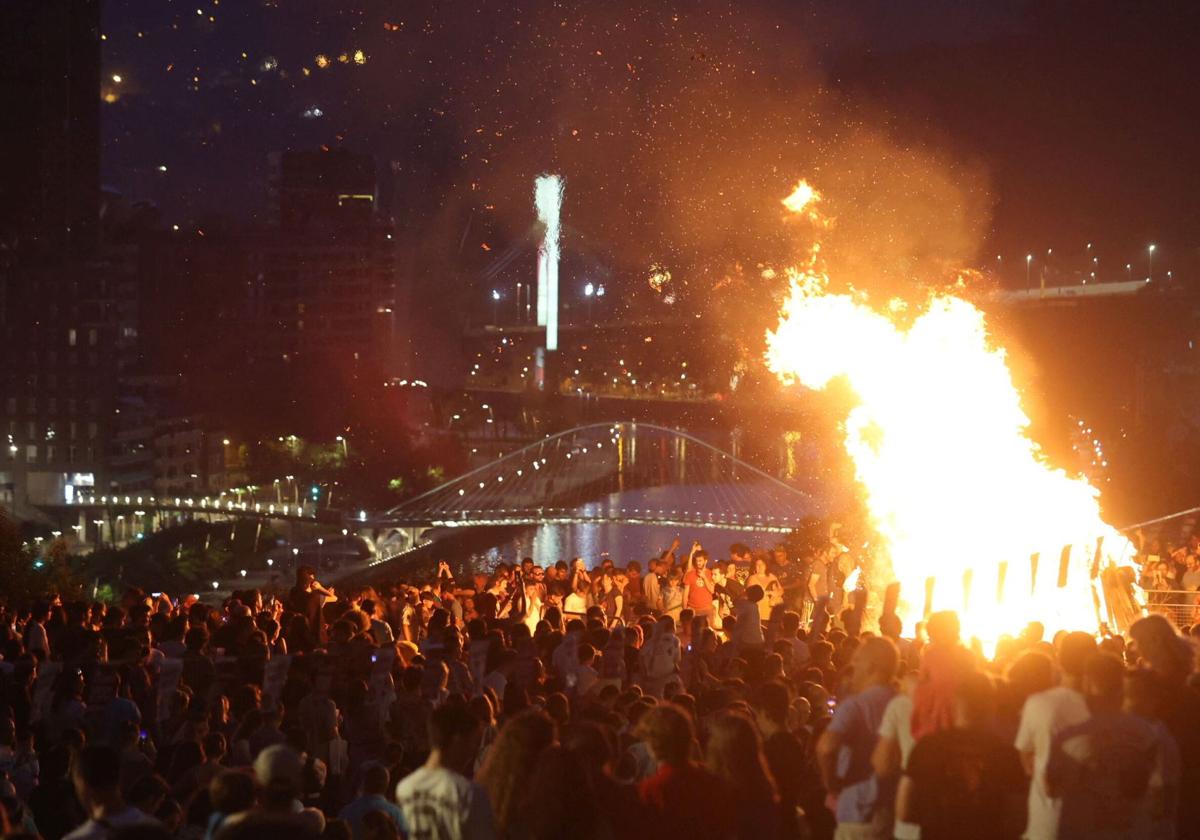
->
<box><xmin>68</xmin><ymin>328</ymin><xmax>77</xmax><ymax>347</ymax></box>
<box><xmin>25</xmin><ymin>445</ymin><xmax>37</xmax><ymax>462</ymax></box>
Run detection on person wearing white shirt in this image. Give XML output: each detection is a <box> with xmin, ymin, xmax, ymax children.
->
<box><xmin>1014</xmin><ymin>632</ymin><xmax>1096</xmax><ymax>840</ymax></box>
<box><xmin>396</xmin><ymin>703</ymin><xmax>495</xmax><ymax>840</ymax></box>
<box><xmin>872</xmin><ymin>673</ymin><xmax>920</xmax><ymax>840</ymax></box>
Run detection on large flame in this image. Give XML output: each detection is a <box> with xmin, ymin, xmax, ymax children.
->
<box><xmin>766</xmin><ymin>208</ymin><xmax>1137</xmax><ymax>647</ymax></box>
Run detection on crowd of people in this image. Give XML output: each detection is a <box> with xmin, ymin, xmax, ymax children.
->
<box><xmin>0</xmin><ymin>536</ymin><xmax>1199</xmax><ymax>840</ymax></box>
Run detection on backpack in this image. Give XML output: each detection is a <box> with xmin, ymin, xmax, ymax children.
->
<box><xmin>644</xmin><ymin>635</ymin><xmax>678</xmax><ymax>679</ymax></box>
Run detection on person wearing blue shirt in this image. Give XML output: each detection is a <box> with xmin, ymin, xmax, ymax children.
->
<box><xmin>816</xmin><ymin>636</ymin><xmax>899</xmax><ymax>840</ymax></box>
<box><xmin>339</xmin><ymin>762</ymin><xmax>409</xmax><ymax>840</ymax></box>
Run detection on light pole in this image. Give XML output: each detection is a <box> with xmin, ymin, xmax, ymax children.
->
<box><xmin>516</xmin><ymin>282</ymin><xmax>523</xmax><ymax>322</ymax></box>
<box><xmin>1148</xmin><ymin>244</ymin><xmax>1156</xmax><ymax>282</ymax></box>
<box><xmin>1025</xmin><ymin>254</ymin><xmax>1032</xmax><ymax>291</ymax></box>
<box><xmin>336</xmin><ymin>435</ymin><xmax>347</xmax><ymax>458</ymax></box>
<box><xmin>584</xmin><ymin>282</ymin><xmax>594</xmax><ymax>321</ymax></box>
<box><xmin>1126</xmin><ymin>263</ymin><xmax>1132</xmax><ymax>282</ymax></box>
<box><xmin>491</xmin><ymin>289</ymin><xmax>500</xmax><ymax>324</ymax></box>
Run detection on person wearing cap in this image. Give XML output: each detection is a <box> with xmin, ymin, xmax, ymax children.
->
<box><xmin>219</xmin><ymin>744</ymin><xmax>325</xmax><ymax>836</ymax></box>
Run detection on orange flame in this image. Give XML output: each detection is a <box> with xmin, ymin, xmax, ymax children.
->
<box><xmin>782</xmin><ymin>180</ymin><xmax>819</xmax><ymax>214</ymax></box>
<box><xmin>766</xmin><ymin>182</ymin><xmax>1138</xmax><ymax>648</ymax></box>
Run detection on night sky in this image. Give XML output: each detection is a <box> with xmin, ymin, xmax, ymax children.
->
<box><xmin>101</xmin><ymin>0</ymin><xmax>1200</xmax><ymax>301</ymax></box>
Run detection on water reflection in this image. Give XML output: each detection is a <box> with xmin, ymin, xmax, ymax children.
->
<box><xmin>464</xmin><ymin>520</ymin><xmax>793</xmax><ymax>572</ymax></box>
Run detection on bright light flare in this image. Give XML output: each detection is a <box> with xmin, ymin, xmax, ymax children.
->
<box><xmin>782</xmin><ymin>180</ymin><xmax>818</xmax><ymax>213</ymax></box>
<box><xmin>535</xmin><ymin>174</ymin><xmax>563</xmax><ymax>350</ymax></box>
<box><xmin>781</xmin><ymin>179</ymin><xmax>830</xmax><ymax>226</ymax></box>
<box><xmin>766</xmin><ymin>260</ymin><xmax>1137</xmax><ymax>648</ymax></box>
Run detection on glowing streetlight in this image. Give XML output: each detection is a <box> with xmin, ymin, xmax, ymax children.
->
<box><xmin>1148</xmin><ymin>244</ymin><xmax>1156</xmax><ymax>282</ymax></box>
<box><xmin>584</xmin><ymin>282</ymin><xmax>595</xmax><ymax>297</ymax></box>
<box><xmin>211</xmin><ymin>580</ymin><xmax>219</xmax><ymax>590</ymax></box>
<box><xmin>490</xmin><ymin>289</ymin><xmax>500</xmax><ymax>323</ymax></box>
<box><xmin>1126</xmin><ymin>263</ymin><xmax>1132</xmax><ymax>281</ymax></box>
<box><xmin>1025</xmin><ymin>254</ymin><xmax>1032</xmax><ymax>290</ymax></box>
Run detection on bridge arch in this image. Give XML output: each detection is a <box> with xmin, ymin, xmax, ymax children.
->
<box><xmin>377</xmin><ymin>422</ymin><xmax>822</xmax><ymax>533</ymax></box>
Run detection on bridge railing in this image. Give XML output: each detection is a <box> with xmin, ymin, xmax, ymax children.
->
<box><xmin>1144</xmin><ymin>589</ymin><xmax>1200</xmax><ymax>628</ymax></box>
<box><xmin>65</xmin><ymin>493</ymin><xmax>321</xmax><ymax>520</ymax></box>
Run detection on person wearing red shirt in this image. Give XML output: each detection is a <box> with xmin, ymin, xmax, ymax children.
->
<box><xmin>636</xmin><ymin>704</ymin><xmax>735</xmax><ymax>838</ymax></box>
<box><xmin>682</xmin><ymin>548</ymin><xmax>716</xmax><ymax>621</ymax></box>
<box><xmin>911</xmin><ymin>611</ymin><xmax>975</xmax><ymax>741</ymax></box>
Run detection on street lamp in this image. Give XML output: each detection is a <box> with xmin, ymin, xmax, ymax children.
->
<box><xmin>335</xmin><ymin>435</ymin><xmax>347</xmax><ymax>457</ymax></box>
<box><xmin>491</xmin><ymin>289</ymin><xmax>500</xmax><ymax>324</ymax></box>
<box><xmin>1126</xmin><ymin>263</ymin><xmax>1132</xmax><ymax>281</ymax></box>
<box><xmin>584</xmin><ymin>282</ymin><xmax>595</xmax><ymax>320</ymax></box>
<box><xmin>516</xmin><ymin>282</ymin><xmax>523</xmax><ymax>321</ymax></box>
<box><xmin>1025</xmin><ymin>254</ymin><xmax>1032</xmax><ymax>291</ymax></box>
<box><xmin>1148</xmin><ymin>244</ymin><xmax>1156</xmax><ymax>282</ymax></box>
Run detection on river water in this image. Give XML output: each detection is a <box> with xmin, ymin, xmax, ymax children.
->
<box><xmin>407</xmin><ymin>480</ymin><xmax>834</xmax><ymax>575</ymax></box>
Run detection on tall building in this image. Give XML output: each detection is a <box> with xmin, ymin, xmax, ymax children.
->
<box><xmin>0</xmin><ymin>0</ymin><xmax>110</xmax><ymax>518</ymax></box>
<box><xmin>244</xmin><ymin>150</ymin><xmax>403</xmax><ymax>376</ymax></box>
<box><xmin>0</xmin><ymin>251</ymin><xmax>139</xmax><ymax>513</ymax></box>
<box><xmin>0</xmin><ymin>0</ymin><xmax>101</xmax><ymax>256</ymax></box>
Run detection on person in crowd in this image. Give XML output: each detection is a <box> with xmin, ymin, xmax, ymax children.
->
<box><xmin>476</xmin><ymin>710</ymin><xmax>555</xmax><ymax>839</ymax></box>
<box><xmin>1130</xmin><ymin>614</ymin><xmax>1200</xmax><ymax>839</ymax></box>
<box><xmin>639</xmin><ymin>615</ymin><xmax>681</xmax><ymax>698</ymax></box>
<box><xmin>871</xmin><ymin>672</ymin><xmax>918</xmax><ymax>840</ymax></box>
<box><xmin>65</xmin><ymin>746</ymin><xmax>160</xmax><ymax>840</ymax></box>
<box><xmin>898</xmin><ymin>672</ymin><xmax>1026</xmax><ymax>840</ymax></box>
<box><xmin>635</xmin><ymin>704</ymin><xmax>735</xmax><ymax>837</ymax></box>
<box><xmin>1123</xmin><ymin>668</ymin><xmax>1183</xmax><ymax>839</ymax></box>
<box><xmin>395</xmin><ymin>702</ymin><xmax>494</xmax><ymax>840</ymax></box>
<box><xmin>705</xmin><ymin>711</ymin><xmax>787</xmax><ymax>839</ymax></box>
<box><xmin>816</xmin><ymin>636</ymin><xmax>899</xmax><ymax>840</ymax></box>
<box><xmin>746</xmin><ymin>557</ymin><xmax>782</xmax><ymax>624</ymax></box>
<box><xmin>1014</xmin><ymin>631</ymin><xmax>1096</xmax><ymax>840</ymax></box>
<box><xmin>1044</xmin><ymin>652</ymin><xmax>1159</xmax><ymax>839</ymax></box>
<box><xmin>7</xmin><ymin>532</ymin><xmax>1200</xmax><ymax>840</ymax></box>
<box><xmin>337</xmin><ymin>762</ymin><xmax>408</xmax><ymax>840</ymax></box>
<box><xmin>910</xmin><ymin>610</ymin><xmax>974</xmax><ymax>739</ymax></box>
<box><xmin>682</xmin><ymin>548</ymin><xmax>716</xmax><ymax>623</ymax></box>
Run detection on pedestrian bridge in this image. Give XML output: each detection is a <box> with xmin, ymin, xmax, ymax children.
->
<box><xmin>374</xmin><ymin>422</ymin><xmax>820</xmax><ymax>534</ymax></box>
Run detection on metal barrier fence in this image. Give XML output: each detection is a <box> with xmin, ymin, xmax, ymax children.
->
<box><xmin>1144</xmin><ymin>589</ymin><xmax>1200</xmax><ymax>628</ymax></box>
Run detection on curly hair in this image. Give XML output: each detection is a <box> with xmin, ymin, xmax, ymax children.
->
<box><xmin>477</xmin><ymin>709</ymin><xmax>556</xmax><ymax>837</ymax></box>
